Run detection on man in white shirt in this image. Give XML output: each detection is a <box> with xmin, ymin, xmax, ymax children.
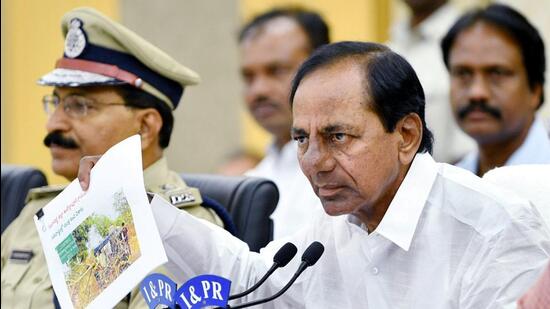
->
<box><xmin>441</xmin><ymin>4</ymin><xmax>550</xmax><ymax>176</ymax></box>
<box><xmin>239</xmin><ymin>8</ymin><xmax>330</xmax><ymax>238</ymax></box>
<box><xmin>389</xmin><ymin>0</ymin><xmax>475</xmax><ymax>163</ymax></box>
<box><xmin>80</xmin><ymin>41</ymin><xmax>550</xmax><ymax>308</ymax></box>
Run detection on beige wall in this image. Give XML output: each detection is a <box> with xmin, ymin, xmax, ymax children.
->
<box><xmin>120</xmin><ymin>0</ymin><xmax>243</xmax><ymax>174</ymax></box>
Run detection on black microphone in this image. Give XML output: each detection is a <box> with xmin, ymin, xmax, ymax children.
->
<box><xmin>229</xmin><ymin>241</ymin><xmax>324</xmax><ymax>309</ymax></box>
<box><xmin>228</xmin><ymin>242</ymin><xmax>297</xmax><ymax>300</ymax></box>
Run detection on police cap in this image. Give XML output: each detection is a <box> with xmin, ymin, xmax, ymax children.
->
<box><xmin>38</xmin><ymin>7</ymin><xmax>200</xmax><ymax>109</ymax></box>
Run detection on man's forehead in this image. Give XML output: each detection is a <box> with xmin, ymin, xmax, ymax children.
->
<box><xmin>450</xmin><ymin>22</ymin><xmax>522</xmax><ymax>66</ymax></box>
<box><xmin>292</xmin><ymin>62</ymin><xmax>374</xmax><ymax>125</ymax></box>
<box><xmin>293</xmin><ymin>60</ymin><xmax>368</xmax><ymax>104</ymax></box>
<box><xmin>53</xmin><ymin>85</ymin><xmax>120</xmax><ymax>96</ymax></box>
<box><xmin>241</xmin><ymin>18</ymin><xmax>309</xmax><ymax>57</ymax></box>
<box><xmin>243</xmin><ymin>16</ymin><xmax>303</xmax><ymax>42</ymax></box>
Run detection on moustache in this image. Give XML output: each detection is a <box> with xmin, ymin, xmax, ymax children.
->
<box><xmin>43</xmin><ymin>131</ymin><xmax>79</xmax><ymax>149</ymax></box>
<box><xmin>457</xmin><ymin>100</ymin><xmax>502</xmax><ymax>120</ymax></box>
<box><xmin>252</xmin><ymin>97</ymin><xmax>280</xmax><ymax>109</ymax></box>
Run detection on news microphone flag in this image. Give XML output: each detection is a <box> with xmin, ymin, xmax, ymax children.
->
<box><xmin>140</xmin><ymin>273</ymin><xmax>177</xmax><ymax>309</ymax></box>
<box><xmin>140</xmin><ymin>273</ymin><xmax>231</xmax><ymax>309</ymax></box>
<box><xmin>175</xmin><ymin>274</ymin><xmax>231</xmax><ymax>309</ymax></box>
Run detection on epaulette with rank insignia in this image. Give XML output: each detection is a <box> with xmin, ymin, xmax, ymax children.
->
<box><xmin>25</xmin><ymin>184</ymin><xmax>67</xmax><ymax>203</ymax></box>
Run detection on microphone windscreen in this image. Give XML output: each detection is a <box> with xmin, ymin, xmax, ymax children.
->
<box><xmin>302</xmin><ymin>241</ymin><xmax>324</xmax><ymax>266</ymax></box>
<box><xmin>273</xmin><ymin>242</ymin><xmax>298</xmax><ymax>267</ymax></box>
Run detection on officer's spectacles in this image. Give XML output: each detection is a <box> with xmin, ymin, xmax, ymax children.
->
<box><xmin>42</xmin><ymin>94</ymin><xmax>126</xmax><ymax>118</ymax></box>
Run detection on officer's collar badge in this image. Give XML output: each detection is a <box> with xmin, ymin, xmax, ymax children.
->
<box><xmin>64</xmin><ymin>18</ymin><xmax>87</xmax><ymax>58</ymax></box>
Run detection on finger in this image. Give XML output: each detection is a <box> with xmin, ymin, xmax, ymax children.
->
<box><xmin>78</xmin><ymin>155</ymin><xmax>100</xmax><ymax>190</ymax></box>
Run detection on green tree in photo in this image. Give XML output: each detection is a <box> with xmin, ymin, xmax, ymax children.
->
<box><xmin>71</xmin><ymin>217</ymin><xmax>93</xmax><ymax>263</ymax></box>
<box><xmin>113</xmin><ymin>190</ymin><xmax>130</xmax><ymax>216</ymax></box>
<box><xmin>93</xmin><ymin>215</ymin><xmax>113</xmax><ymax>238</ymax></box>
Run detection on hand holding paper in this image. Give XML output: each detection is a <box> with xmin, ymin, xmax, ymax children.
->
<box><xmin>77</xmin><ymin>155</ymin><xmax>101</xmax><ymax>191</ymax></box>
<box><xmin>34</xmin><ymin>135</ymin><xmax>167</xmax><ymax>309</ymax></box>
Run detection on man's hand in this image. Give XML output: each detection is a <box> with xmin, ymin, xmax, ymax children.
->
<box><xmin>78</xmin><ymin>155</ymin><xmax>102</xmax><ymax>190</ymax></box>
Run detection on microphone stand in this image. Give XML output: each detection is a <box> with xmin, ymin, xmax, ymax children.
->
<box><xmin>228</xmin><ymin>263</ymin><xmax>278</xmax><ymax>300</ymax></box>
<box><xmin>214</xmin><ymin>241</ymin><xmax>323</xmax><ymax>309</ymax></box>
<box><xmin>228</xmin><ymin>262</ymin><xmax>309</xmax><ymax>309</ymax></box>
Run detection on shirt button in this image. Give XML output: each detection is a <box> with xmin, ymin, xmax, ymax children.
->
<box><xmin>33</xmin><ymin>277</ymin><xmax>41</xmax><ymax>284</ymax></box>
<box><xmin>371</xmin><ymin>267</ymin><xmax>379</xmax><ymax>275</ymax></box>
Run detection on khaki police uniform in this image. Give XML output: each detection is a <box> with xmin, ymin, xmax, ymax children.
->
<box><xmin>1</xmin><ymin>157</ymin><xmax>222</xmax><ymax>308</ymax></box>
<box><xmin>2</xmin><ymin>6</ymin><xmax>214</xmax><ymax>307</ymax></box>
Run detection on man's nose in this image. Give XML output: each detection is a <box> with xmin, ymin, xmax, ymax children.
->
<box><xmin>467</xmin><ymin>74</ymin><xmax>491</xmax><ymax>102</ymax></box>
<box><xmin>301</xmin><ymin>139</ymin><xmax>335</xmax><ymax>174</ymax></box>
<box><xmin>246</xmin><ymin>75</ymin><xmax>274</xmax><ymax>100</ymax></box>
<box><xmin>45</xmin><ymin>106</ymin><xmax>71</xmax><ymax>133</ymax></box>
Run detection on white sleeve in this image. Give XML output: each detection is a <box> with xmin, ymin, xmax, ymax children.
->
<box><xmin>459</xmin><ymin>202</ymin><xmax>550</xmax><ymax>309</ymax></box>
<box><xmin>150</xmin><ymin>194</ymin><xmax>306</xmax><ymax>307</ymax></box>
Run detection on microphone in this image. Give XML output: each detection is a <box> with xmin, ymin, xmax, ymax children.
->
<box><xmin>229</xmin><ymin>242</ymin><xmax>297</xmax><ymax>300</ymax></box>
<box><xmin>229</xmin><ymin>241</ymin><xmax>324</xmax><ymax>309</ymax></box>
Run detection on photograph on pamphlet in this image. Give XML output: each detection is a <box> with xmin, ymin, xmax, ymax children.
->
<box><xmin>59</xmin><ymin>189</ymin><xmax>141</xmax><ymax>308</ymax></box>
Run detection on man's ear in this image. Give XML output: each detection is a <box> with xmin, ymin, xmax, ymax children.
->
<box><xmin>528</xmin><ymin>83</ymin><xmax>543</xmax><ymax>110</ymax></box>
<box><xmin>137</xmin><ymin>108</ymin><xmax>162</xmax><ymax>150</ymax></box>
<box><xmin>396</xmin><ymin>113</ymin><xmax>422</xmax><ymax>165</ymax></box>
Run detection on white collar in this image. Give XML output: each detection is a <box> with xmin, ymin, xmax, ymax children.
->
<box><xmin>507</xmin><ymin>117</ymin><xmax>550</xmax><ymax>165</ymax></box>
<box><xmin>374</xmin><ymin>153</ymin><xmax>438</xmax><ymax>251</ymax></box>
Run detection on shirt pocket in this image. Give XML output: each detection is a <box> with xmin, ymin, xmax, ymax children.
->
<box><xmin>2</xmin><ymin>259</ymin><xmax>34</xmax><ymax>309</ymax></box>
<box><xmin>1</xmin><ymin>259</ymin><xmax>32</xmax><ymax>288</ymax></box>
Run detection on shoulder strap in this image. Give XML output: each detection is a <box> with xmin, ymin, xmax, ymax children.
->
<box><xmin>201</xmin><ymin>195</ymin><xmax>237</xmax><ymax>236</ymax></box>
<box><xmin>26</xmin><ymin>184</ymin><xmax>66</xmax><ymax>203</ymax></box>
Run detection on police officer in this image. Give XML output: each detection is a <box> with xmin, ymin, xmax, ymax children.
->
<box><xmin>1</xmin><ymin>7</ymin><xmax>223</xmax><ymax>308</ymax></box>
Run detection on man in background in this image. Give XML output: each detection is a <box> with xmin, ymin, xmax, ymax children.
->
<box><xmin>442</xmin><ymin>3</ymin><xmax>550</xmax><ymax>176</ymax></box>
<box><xmin>1</xmin><ymin>7</ymin><xmax>222</xmax><ymax>308</ymax></box>
<box><xmin>238</xmin><ymin>8</ymin><xmax>330</xmax><ymax>238</ymax></box>
<box><xmin>389</xmin><ymin>0</ymin><xmax>474</xmax><ymax>163</ymax></box>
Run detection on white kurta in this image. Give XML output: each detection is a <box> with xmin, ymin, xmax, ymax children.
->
<box><xmin>246</xmin><ymin>141</ymin><xmax>324</xmax><ymax>239</ymax></box>
<box><xmin>153</xmin><ymin>153</ymin><xmax>550</xmax><ymax>308</ymax></box>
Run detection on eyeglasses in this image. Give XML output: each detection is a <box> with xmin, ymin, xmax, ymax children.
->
<box><xmin>42</xmin><ymin>94</ymin><xmax>126</xmax><ymax>118</ymax></box>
